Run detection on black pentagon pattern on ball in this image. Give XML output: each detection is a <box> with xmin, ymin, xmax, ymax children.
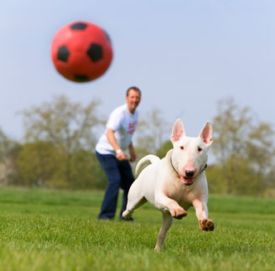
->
<box><xmin>57</xmin><ymin>46</ymin><xmax>70</xmax><ymax>62</ymax></box>
<box><xmin>71</xmin><ymin>22</ymin><xmax>87</xmax><ymax>30</ymax></box>
<box><xmin>74</xmin><ymin>74</ymin><xmax>90</xmax><ymax>82</ymax></box>
<box><xmin>87</xmin><ymin>43</ymin><xmax>103</xmax><ymax>62</ymax></box>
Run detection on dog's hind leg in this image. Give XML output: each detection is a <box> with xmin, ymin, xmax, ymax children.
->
<box><xmin>122</xmin><ymin>195</ymin><xmax>147</xmax><ymax>219</ymax></box>
<box><xmin>154</xmin><ymin>211</ymin><xmax>173</xmax><ymax>252</ymax></box>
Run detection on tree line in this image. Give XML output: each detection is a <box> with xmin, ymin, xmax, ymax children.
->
<box><xmin>0</xmin><ymin>96</ymin><xmax>275</xmax><ymax>196</ymax></box>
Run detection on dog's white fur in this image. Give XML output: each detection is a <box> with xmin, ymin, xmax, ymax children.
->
<box><xmin>122</xmin><ymin>119</ymin><xmax>214</xmax><ymax>251</ymax></box>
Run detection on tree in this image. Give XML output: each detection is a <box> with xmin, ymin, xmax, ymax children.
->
<box><xmin>20</xmin><ymin>96</ymin><xmax>104</xmax><ymax>186</ymax></box>
<box><xmin>0</xmin><ymin>129</ymin><xmax>19</xmax><ymax>185</ymax></box>
<box><xmin>22</xmin><ymin>96</ymin><xmax>103</xmax><ymax>151</ymax></box>
<box><xmin>211</xmin><ymin>97</ymin><xmax>275</xmax><ymax>195</ymax></box>
<box><xmin>15</xmin><ymin>141</ymin><xmax>65</xmax><ymax>187</ymax></box>
<box><xmin>156</xmin><ymin>140</ymin><xmax>172</xmax><ymax>158</ymax></box>
<box><xmin>135</xmin><ymin>108</ymin><xmax>169</xmax><ymax>157</ymax></box>
<box><xmin>16</xmin><ymin>142</ymin><xmax>107</xmax><ymax>189</ymax></box>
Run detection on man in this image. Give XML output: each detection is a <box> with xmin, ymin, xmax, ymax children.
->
<box><xmin>95</xmin><ymin>86</ymin><xmax>141</xmax><ymax>220</ymax></box>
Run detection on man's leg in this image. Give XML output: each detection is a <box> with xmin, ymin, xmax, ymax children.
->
<box><xmin>96</xmin><ymin>152</ymin><xmax>121</xmax><ymax>219</ymax></box>
<box><xmin>119</xmin><ymin>159</ymin><xmax>134</xmax><ymax>219</ymax></box>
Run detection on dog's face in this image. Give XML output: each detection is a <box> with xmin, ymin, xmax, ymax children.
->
<box><xmin>170</xmin><ymin>119</ymin><xmax>213</xmax><ymax>185</ymax></box>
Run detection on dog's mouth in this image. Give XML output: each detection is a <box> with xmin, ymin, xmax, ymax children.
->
<box><xmin>179</xmin><ymin>176</ymin><xmax>194</xmax><ymax>186</ymax></box>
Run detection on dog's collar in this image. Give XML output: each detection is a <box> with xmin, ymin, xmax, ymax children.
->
<box><xmin>169</xmin><ymin>152</ymin><xmax>207</xmax><ymax>178</ymax></box>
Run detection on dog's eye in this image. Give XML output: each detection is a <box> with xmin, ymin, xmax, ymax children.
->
<box><xmin>197</xmin><ymin>146</ymin><xmax>202</xmax><ymax>152</ymax></box>
<box><xmin>180</xmin><ymin>146</ymin><xmax>184</xmax><ymax>150</ymax></box>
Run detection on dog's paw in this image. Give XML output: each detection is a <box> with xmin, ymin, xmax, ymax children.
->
<box><xmin>199</xmin><ymin>219</ymin><xmax>215</xmax><ymax>231</ymax></box>
<box><xmin>171</xmin><ymin>207</ymin><xmax>187</xmax><ymax>219</ymax></box>
<box><xmin>122</xmin><ymin>210</ymin><xmax>131</xmax><ymax>219</ymax></box>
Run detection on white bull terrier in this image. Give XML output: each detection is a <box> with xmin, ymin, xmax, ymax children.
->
<box><xmin>122</xmin><ymin>119</ymin><xmax>214</xmax><ymax>251</ymax></box>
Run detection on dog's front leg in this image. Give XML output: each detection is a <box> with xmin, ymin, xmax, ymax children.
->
<box><xmin>192</xmin><ymin>199</ymin><xmax>214</xmax><ymax>231</ymax></box>
<box><xmin>154</xmin><ymin>211</ymin><xmax>173</xmax><ymax>252</ymax></box>
<box><xmin>155</xmin><ymin>193</ymin><xmax>187</xmax><ymax>219</ymax></box>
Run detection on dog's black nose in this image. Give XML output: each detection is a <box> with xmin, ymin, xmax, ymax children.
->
<box><xmin>185</xmin><ymin>170</ymin><xmax>195</xmax><ymax>178</ymax></box>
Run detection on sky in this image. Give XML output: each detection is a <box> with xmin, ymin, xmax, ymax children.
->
<box><xmin>1</xmin><ymin>0</ymin><xmax>275</xmax><ymax>141</ymax></box>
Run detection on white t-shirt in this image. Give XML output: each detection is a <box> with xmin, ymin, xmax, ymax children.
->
<box><xmin>95</xmin><ymin>104</ymin><xmax>139</xmax><ymax>155</ymax></box>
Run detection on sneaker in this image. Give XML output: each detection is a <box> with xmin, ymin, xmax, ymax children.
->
<box><xmin>120</xmin><ymin>216</ymin><xmax>134</xmax><ymax>222</ymax></box>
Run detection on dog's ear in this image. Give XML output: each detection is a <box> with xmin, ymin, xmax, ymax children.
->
<box><xmin>171</xmin><ymin>119</ymin><xmax>185</xmax><ymax>142</ymax></box>
<box><xmin>199</xmin><ymin>122</ymin><xmax>213</xmax><ymax>145</ymax></box>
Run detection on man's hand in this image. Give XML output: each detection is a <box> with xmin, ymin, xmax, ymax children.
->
<box><xmin>116</xmin><ymin>149</ymin><xmax>128</xmax><ymax>160</ymax></box>
<box><xmin>128</xmin><ymin>143</ymin><xmax>136</xmax><ymax>162</ymax></box>
<box><xmin>129</xmin><ymin>152</ymin><xmax>136</xmax><ymax>162</ymax></box>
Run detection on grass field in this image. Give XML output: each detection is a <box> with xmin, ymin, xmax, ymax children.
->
<box><xmin>0</xmin><ymin>187</ymin><xmax>275</xmax><ymax>271</ymax></box>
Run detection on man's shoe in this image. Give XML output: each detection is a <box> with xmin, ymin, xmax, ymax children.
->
<box><xmin>120</xmin><ymin>216</ymin><xmax>134</xmax><ymax>222</ymax></box>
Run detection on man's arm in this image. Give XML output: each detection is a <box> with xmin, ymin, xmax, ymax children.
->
<box><xmin>106</xmin><ymin>128</ymin><xmax>128</xmax><ymax>160</ymax></box>
<box><xmin>128</xmin><ymin>142</ymin><xmax>136</xmax><ymax>162</ymax></box>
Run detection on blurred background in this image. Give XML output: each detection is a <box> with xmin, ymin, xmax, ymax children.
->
<box><xmin>1</xmin><ymin>0</ymin><xmax>275</xmax><ymax>196</ymax></box>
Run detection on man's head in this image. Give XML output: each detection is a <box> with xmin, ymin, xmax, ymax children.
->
<box><xmin>126</xmin><ymin>86</ymin><xmax>141</xmax><ymax>113</ymax></box>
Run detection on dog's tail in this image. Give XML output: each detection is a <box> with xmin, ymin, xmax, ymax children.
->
<box><xmin>135</xmin><ymin>154</ymin><xmax>160</xmax><ymax>177</ymax></box>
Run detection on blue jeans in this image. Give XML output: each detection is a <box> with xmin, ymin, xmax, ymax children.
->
<box><xmin>96</xmin><ymin>151</ymin><xmax>134</xmax><ymax>219</ymax></box>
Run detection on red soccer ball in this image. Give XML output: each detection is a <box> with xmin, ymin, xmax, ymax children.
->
<box><xmin>51</xmin><ymin>21</ymin><xmax>113</xmax><ymax>82</ymax></box>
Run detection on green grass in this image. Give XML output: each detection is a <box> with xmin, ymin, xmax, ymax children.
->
<box><xmin>0</xmin><ymin>188</ymin><xmax>275</xmax><ymax>271</ymax></box>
